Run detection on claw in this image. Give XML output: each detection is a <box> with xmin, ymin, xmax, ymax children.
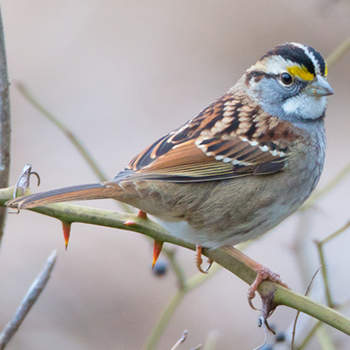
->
<box><xmin>124</xmin><ymin>211</ymin><xmax>147</xmax><ymax>226</ymax></box>
<box><xmin>248</xmin><ymin>297</ymin><xmax>259</xmax><ymax>311</ymax></box>
<box><xmin>152</xmin><ymin>240</ymin><xmax>164</xmax><ymax>268</ymax></box>
<box><xmin>62</xmin><ymin>222</ymin><xmax>71</xmax><ymax>250</ymax></box>
<box><xmin>247</xmin><ymin>266</ymin><xmax>289</xmax><ymax>308</ymax></box>
<box><xmin>195</xmin><ymin>245</ymin><xmax>213</xmax><ymax>274</ymax></box>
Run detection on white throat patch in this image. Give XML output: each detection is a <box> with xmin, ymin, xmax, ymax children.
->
<box><xmin>282</xmin><ymin>93</ymin><xmax>327</xmax><ymax>120</ymax></box>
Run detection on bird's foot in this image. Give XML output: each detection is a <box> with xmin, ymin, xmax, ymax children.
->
<box><xmin>248</xmin><ymin>266</ymin><xmax>289</xmax><ymax>309</ymax></box>
<box><xmin>195</xmin><ymin>245</ymin><xmax>213</xmax><ymax>274</ymax></box>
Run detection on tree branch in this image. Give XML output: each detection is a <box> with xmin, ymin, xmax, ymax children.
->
<box><xmin>0</xmin><ymin>6</ymin><xmax>11</xmax><ymax>245</ymax></box>
<box><xmin>0</xmin><ymin>250</ymin><xmax>57</xmax><ymax>349</ymax></box>
<box><xmin>1</xmin><ymin>186</ymin><xmax>350</xmax><ymax>336</ymax></box>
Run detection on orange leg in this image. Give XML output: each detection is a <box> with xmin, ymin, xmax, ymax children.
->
<box><xmin>195</xmin><ymin>245</ymin><xmax>214</xmax><ymax>274</ymax></box>
<box><xmin>222</xmin><ymin>246</ymin><xmax>289</xmax><ymax>305</ymax></box>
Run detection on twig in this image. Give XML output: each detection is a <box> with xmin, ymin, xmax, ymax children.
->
<box><xmin>171</xmin><ymin>330</ymin><xmax>187</xmax><ymax>350</ymax></box>
<box><xmin>15</xmin><ymin>82</ymin><xmax>134</xmax><ymax>214</ymax></box>
<box><xmin>318</xmin><ymin>221</ymin><xmax>350</xmax><ymax>245</ymax></box>
<box><xmin>315</xmin><ymin>242</ymin><xmax>334</xmax><ymax>308</ymax></box>
<box><xmin>203</xmin><ymin>331</ymin><xmax>219</xmax><ymax>350</ymax></box>
<box><xmin>291</xmin><ymin>267</ymin><xmax>321</xmax><ymax>349</ymax></box>
<box><xmin>0</xmin><ymin>250</ymin><xmax>57</xmax><ymax>349</ymax></box>
<box><xmin>162</xmin><ymin>247</ymin><xmax>187</xmax><ymax>290</ymax></box>
<box><xmin>144</xmin><ymin>264</ymin><xmax>221</xmax><ymax>350</ymax></box>
<box><xmin>145</xmin><ymin>290</ymin><xmax>185</xmax><ymax>350</ymax></box>
<box><xmin>315</xmin><ymin>222</ymin><xmax>350</xmax><ymax>308</ymax></box>
<box><xmin>295</xmin><ymin>321</ymin><xmax>322</xmax><ymax>350</ymax></box>
<box><xmin>326</xmin><ymin>37</ymin><xmax>350</xmax><ymax>68</ymax></box>
<box><xmin>316</xmin><ymin>327</ymin><xmax>336</xmax><ymax>350</ymax></box>
<box><xmin>170</xmin><ymin>330</ymin><xmax>202</xmax><ymax>350</ymax></box>
<box><xmin>0</xmin><ymin>5</ymin><xmax>11</xmax><ymax>246</ymax></box>
<box><xmin>15</xmin><ymin>82</ymin><xmax>108</xmax><ymax>183</ymax></box>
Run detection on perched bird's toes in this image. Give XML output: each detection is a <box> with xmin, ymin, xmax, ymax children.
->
<box><xmin>195</xmin><ymin>245</ymin><xmax>213</xmax><ymax>274</ymax></box>
<box><xmin>247</xmin><ymin>266</ymin><xmax>289</xmax><ymax>308</ymax></box>
<box><xmin>247</xmin><ymin>290</ymin><xmax>258</xmax><ymax>310</ymax></box>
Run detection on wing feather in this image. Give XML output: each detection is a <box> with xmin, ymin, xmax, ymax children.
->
<box><xmin>114</xmin><ymin>91</ymin><xmax>298</xmax><ymax>183</ymax></box>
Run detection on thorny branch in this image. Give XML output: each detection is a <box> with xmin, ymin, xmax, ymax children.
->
<box><xmin>1</xmin><ymin>186</ymin><xmax>350</xmax><ymax>337</ymax></box>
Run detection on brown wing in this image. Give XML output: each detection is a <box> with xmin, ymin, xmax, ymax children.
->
<box><xmin>114</xmin><ymin>91</ymin><xmax>298</xmax><ymax>183</ymax></box>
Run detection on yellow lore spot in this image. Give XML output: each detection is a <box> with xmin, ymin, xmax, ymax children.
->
<box><xmin>324</xmin><ymin>64</ymin><xmax>328</xmax><ymax>77</ymax></box>
<box><xmin>287</xmin><ymin>65</ymin><xmax>314</xmax><ymax>81</ymax></box>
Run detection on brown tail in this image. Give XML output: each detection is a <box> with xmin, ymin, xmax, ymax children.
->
<box><xmin>6</xmin><ymin>183</ymin><xmax>119</xmax><ymax>209</ymax></box>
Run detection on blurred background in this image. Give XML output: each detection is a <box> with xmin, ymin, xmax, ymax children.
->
<box><xmin>0</xmin><ymin>0</ymin><xmax>350</xmax><ymax>349</ymax></box>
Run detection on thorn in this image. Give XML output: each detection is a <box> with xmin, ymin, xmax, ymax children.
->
<box><xmin>124</xmin><ymin>211</ymin><xmax>147</xmax><ymax>226</ymax></box>
<box><xmin>152</xmin><ymin>240</ymin><xmax>164</xmax><ymax>269</ymax></box>
<box><xmin>62</xmin><ymin>222</ymin><xmax>71</xmax><ymax>250</ymax></box>
<box><xmin>137</xmin><ymin>210</ymin><xmax>147</xmax><ymax>219</ymax></box>
<box><xmin>124</xmin><ymin>221</ymin><xmax>136</xmax><ymax>226</ymax></box>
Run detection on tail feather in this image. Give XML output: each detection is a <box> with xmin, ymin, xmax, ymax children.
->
<box><xmin>6</xmin><ymin>183</ymin><xmax>117</xmax><ymax>209</ymax></box>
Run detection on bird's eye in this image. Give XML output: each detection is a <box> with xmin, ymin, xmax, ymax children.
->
<box><xmin>280</xmin><ymin>72</ymin><xmax>294</xmax><ymax>86</ymax></box>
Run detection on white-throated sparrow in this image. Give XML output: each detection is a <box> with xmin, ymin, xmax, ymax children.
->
<box><xmin>7</xmin><ymin>43</ymin><xmax>334</xmax><ymax>298</ymax></box>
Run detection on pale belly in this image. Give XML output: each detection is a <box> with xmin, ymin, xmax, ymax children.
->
<box><xmin>155</xmin><ymin>174</ymin><xmax>316</xmax><ymax>248</ymax></box>
<box><xmin>121</xmin><ymin>157</ymin><xmax>322</xmax><ymax>249</ymax></box>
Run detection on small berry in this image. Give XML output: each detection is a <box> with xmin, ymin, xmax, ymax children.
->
<box><xmin>275</xmin><ymin>331</ymin><xmax>286</xmax><ymax>342</ymax></box>
<box><xmin>153</xmin><ymin>261</ymin><xmax>167</xmax><ymax>276</ymax></box>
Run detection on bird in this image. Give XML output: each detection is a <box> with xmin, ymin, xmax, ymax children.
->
<box><xmin>7</xmin><ymin>42</ymin><xmax>334</xmax><ymax>300</ymax></box>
